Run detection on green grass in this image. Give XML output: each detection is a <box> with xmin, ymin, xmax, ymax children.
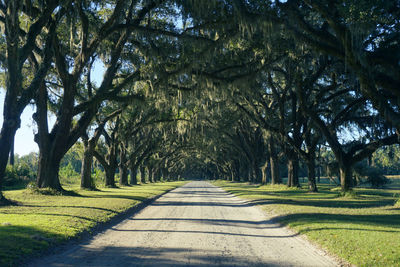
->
<box><xmin>0</xmin><ymin>181</ymin><xmax>186</xmax><ymax>266</ymax></box>
<box><xmin>213</xmin><ymin>180</ymin><xmax>400</xmax><ymax>267</ymax></box>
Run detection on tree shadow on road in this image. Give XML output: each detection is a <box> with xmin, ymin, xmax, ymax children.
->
<box><xmin>128</xmin><ymin>217</ymin><xmax>282</xmax><ymax>230</ymax></box>
<box><xmin>29</xmin><ymin>246</ymin><xmax>288</xmax><ymax>267</ymax></box>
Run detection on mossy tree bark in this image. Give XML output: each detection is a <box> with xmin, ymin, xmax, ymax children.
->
<box><xmin>287</xmin><ymin>155</ymin><xmax>299</xmax><ymax>188</ymax></box>
<box><xmin>339</xmin><ymin>162</ymin><xmax>354</xmax><ymax>192</ymax></box>
<box><xmin>92</xmin><ymin>118</ymin><xmax>120</xmax><ymax>188</ymax></box>
<box><xmin>119</xmin><ymin>144</ymin><xmax>129</xmax><ymax>186</ymax></box>
<box><xmin>35</xmin><ymin>0</ymin><xmax>159</xmax><ymax>191</ymax></box>
<box><xmin>0</xmin><ymin>1</ymin><xmax>56</xmax><ymax>197</ymax></box>
<box><xmin>306</xmin><ymin>159</ymin><xmax>318</xmax><ymax>192</ymax></box>
<box><xmin>140</xmin><ymin>166</ymin><xmax>147</xmax><ymax>183</ymax></box>
<box><xmin>269</xmin><ymin>137</ymin><xmax>281</xmax><ymax>185</ymax></box>
<box><xmin>260</xmin><ymin>158</ymin><xmax>269</xmax><ymax>185</ymax></box>
<box><xmin>80</xmin><ymin>139</ymin><xmax>96</xmax><ymax>190</ymax></box>
<box><xmin>81</xmin><ymin>110</ymin><xmax>121</xmax><ymax>189</ymax></box>
<box><xmin>129</xmin><ymin>164</ymin><xmax>138</xmax><ymax>185</ymax></box>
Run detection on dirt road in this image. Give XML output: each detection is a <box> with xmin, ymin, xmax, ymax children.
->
<box><xmin>29</xmin><ymin>181</ymin><xmax>339</xmax><ymax>266</ymax></box>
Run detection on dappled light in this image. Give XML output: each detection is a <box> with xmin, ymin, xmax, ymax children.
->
<box><xmin>0</xmin><ymin>1</ymin><xmax>399</xmax><ymax>266</ymax></box>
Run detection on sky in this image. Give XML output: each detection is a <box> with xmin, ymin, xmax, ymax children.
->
<box><xmin>0</xmin><ymin>62</ymin><xmax>104</xmax><ymax>156</ymax></box>
<box><xmin>0</xmin><ymin>90</ymin><xmax>39</xmax><ymax>156</ymax></box>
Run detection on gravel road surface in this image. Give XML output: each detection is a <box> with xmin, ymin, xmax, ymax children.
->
<box><xmin>29</xmin><ymin>181</ymin><xmax>339</xmax><ymax>266</ymax></box>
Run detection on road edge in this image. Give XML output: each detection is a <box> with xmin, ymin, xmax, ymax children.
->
<box><xmin>209</xmin><ymin>180</ymin><xmax>353</xmax><ymax>267</ymax></box>
<box><xmin>22</xmin><ymin>182</ymin><xmax>188</xmax><ymax>267</ymax></box>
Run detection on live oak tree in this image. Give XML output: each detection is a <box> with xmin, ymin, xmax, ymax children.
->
<box><xmin>80</xmin><ymin>108</ymin><xmax>122</xmax><ymax>189</ymax></box>
<box><xmin>34</xmin><ymin>0</ymin><xmax>137</xmax><ymax>190</ymax></box>
<box><xmin>93</xmin><ymin>116</ymin><xmax>121</xmax><ymax>188</ymax></box>
<box><xmin>277</xmin><ymin>0</ymin><xmax>400</xmax><ymax>130</ymax></box>
<box><xmin>2</xmin><ymin>0</ymin><xmax>399</xmax><ymax>198</ymax></box>
<box><xmin>296</xmin><ymin>56</ymin><xmax>398</xmax><ymax>191</ymax></box>
<box><xmin>34</xmin><ymin>0</ymin><xmax>180</xmax><ymax>191</ymax></box>
<box><xmin>0</xmin><ymin>0</ymin><xmax>60</xmax><ymax>203</ymax></box>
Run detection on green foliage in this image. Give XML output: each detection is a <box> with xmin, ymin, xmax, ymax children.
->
<box><xmin>92</xmin><ymin>168</ymin><xmax>105</xmax><ymax>187</ymax></box>
<box><xmin>366</xmin><ymin>171</ymin><xmax>391</xmax><ymax>188</ymax></box>
<box><xmin>4</xmin><ymin>164</ymin><xmax>35</xmax><ymax>188</ymax></box>
<box><xmin>372</xmin><ymin>145</ymin><xmax>400</xmax><ymax>175</ymax></box>
<box><xmin>14</xmin><ymin>153</ymin><xmax>39</xmax><ymax>174</ymax></box>
<box><xmin>59</xmin><ymin>163</ymin><xmax>80</xmax><ymax>186</ymax></box>
<box><xmin>354</xmin><ymin>162</ymin><xmax>391</xmax><ymax>188</ymax></box>
<box><xmin>4</xmin><ymin>166</ymin><xmax>18</xmax><ymax>186</ymax></box>
<box><xmin>60</xmin><ymin>143</ymin><xmax>84</xmax><ymax>174</ymax></box>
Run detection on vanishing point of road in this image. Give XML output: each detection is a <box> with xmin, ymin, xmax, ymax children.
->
<box><xmin>29</xmin><ymin>181</ymin><xmax>339</xmax><ymax>266</ymax></box>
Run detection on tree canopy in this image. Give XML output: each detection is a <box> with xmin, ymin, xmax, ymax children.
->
<box><xmin>0</xmin><ymin>0</ymin><xmax>399</xmax><ymax>202</ymax></box>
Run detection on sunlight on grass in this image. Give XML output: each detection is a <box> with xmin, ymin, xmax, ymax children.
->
<box><xmin>213</xmin><ymin>180</ymin><xmax>400</xmax><ymax>267</ymax></box>
<box><xmin>0</xmin><ymin>181</ymin><xmax>185</xmax><ymax>266</ymax></box>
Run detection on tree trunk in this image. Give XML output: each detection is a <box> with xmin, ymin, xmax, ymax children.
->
<box><xmin>306</xmin><ymin>159</ymin><xmax>318</xmax><ymax>192</ymax></box>
<box><xmin>36</xmin><ymin>148</ymin><xmax>63</xmax><ymax>190</ymax></box>
<box><xmin>269</xmin><ymin>138</ymin><xmax>281</xmax><ymax>185</ymax></box>
<box><xmin>339</xmin><ymin>163</ymin><xmax>353</xmax><ymax>191</ymax></box>
<box><xmin>155</xmin><ymin>168</ymin><xmax>162</xmax><ymax>182</ymax></box>
<box><xmin>136</xmin><ymin>167</ymin><xmax>142</xmax><ymax>184</ymax></box>
<box><xmin>104</xmin><ymin>166</ymin><xmax>116</xmax><ymax>187</ymax></box>
<box><xmin>287</xmin><ymin>157</ymin><xmax>300</xmax><ymax>187</ymax></box>
<box><xmin>0</xmin><ymin>123</ymin><xmax>19</xmax><ymax>195</ymax></box>
<box><xmin>270</xmin><ymin>156</ymin><xmax>280</xmax><ymax>184</ymax></box>
<box><xmin>9</xmin><ymin>135</ymin><xmax>14</xmax><ymax>166</ymax></box>
<box><xmin>317</xmin><ymin>145</ymin><xmax>321</xmax><ymax>182</ymax></box>
<box><xmin>35</xmin><ymin>82</ymin><xmax>69</xmax><ymax>191</ymax></box>
<box><xmin>80</xmin><ymin>140</ymin><xmax>96</xmax><ymax>190</ymax></box>
<box><xmin>149</xmin><ymin>167</ymin><xmax>155</xmax><ymax>183</ymax></box>
<box><xmin>0</xmin><ymin>0</ymin><xmax>56</xmax><ymax>201</ymax></box>
<box><xmin>0</xmin><ymin>191</ymin><xmax>7</xmax><ymax>205</ymax></box>
<box><xmin>140</xmin><ymin>166</ymin><xmax>146</xmax><ymax>183</ymax></box>
<box><xmin>153</xmin><ymin>168</ymin><xmax>158</xmax><ymax>182</ymax></box>
<box><xmin>261</xmin><ymin>158</ymin><xmax>269</xmax><ymax>185</ymax></box>
<box><xmin>247</xmin><ymin>168</ymin><xmax>252</xmax><ymax>183</ymax></box>
<box><xmin>162</xmin><ymin>168</ymin><xmax>169</xmax><ymax>181</ymax></box>
<box><xmin>129</xmin><ymin>164</ymin><xmax>138</xmax><ymax>185</ymax></box>
<box><xmin>119</xmin><ymin>165</ymin><xmax>128</xmax><ymax>186</ymax></box>
<box><xmin>119</xmin><ymin>165</ymin><xmax>128</xmax><ymax>185</ymax></box>
<box><xmin>0</xmin><ymin>1</ymin><xmax>22</xmax><ymax>199</ymax></box>
<box><xmin>119</xmin><ymin>145</ymin><xmax>128</xmax><ymax>186</ymax></box>
<box><xmin>234</xmin><ymin>163</ymin><xmax>240</xmax><ymax>182</ymax></box>
<box><xmin>252</xmin><ymin>161</ymin><xmax>260</xmax><ymax>183</ymax></box>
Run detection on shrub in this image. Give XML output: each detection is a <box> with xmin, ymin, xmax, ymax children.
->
<box><xmin>4</xmin><ymin>166</ymin><xmax>18</xmax><ymax>186</ymax></box>
<box><xmin>4</xmin><ymin>164</ymin><xmax>34</xmax><ymax>187</ymax></box>
<box><xmin>366</xmin><ymin>169</ymin><xmax>390</xmax><ymax>188</ymax></box>
<box><xmin>354</xmin><ymin>162</ymin><xmax>390</xmax><ymax>188</ymax></box>
<box><xmin>92</xmin><ymin>168</ymin><xmax>104</xmax><ymax>187</ymax></box>
<box><xmin>59</xmin><ymin>163</ymin><xmax>80</xmax><ymax>185</ymax></box>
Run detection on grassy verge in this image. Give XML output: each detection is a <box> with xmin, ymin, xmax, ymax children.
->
<box><xmin>0</xmin><ymin>181</ymin><xmax>186</xmax><ymax>266</ymax></box>
<box><xmin>213</xmin><ymin>180</ymin><xmax>400</xmax><ymax>267</ymax></box>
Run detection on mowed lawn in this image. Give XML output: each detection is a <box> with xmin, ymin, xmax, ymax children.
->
<box><xmin>213</xmin><ymin>180</ymin><xmax>400</xmax><ymax>267</ymax></box>
<box><xmin>0</xmin><ymin>181</ymin><xmax>185</xmax><ymax>266</ymax></box>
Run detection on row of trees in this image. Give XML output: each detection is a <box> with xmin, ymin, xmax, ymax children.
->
<box><xmin>1</xmin><ymin>0</ymin><xmax>399</xmax><ymax>203</ymax></box>
<box><xmin>0</xmin><ymin>0</ymin><xmax>210</xmax><ymax>201</ymax></box>
<box><xmin>162</xmin><ymin>0</ymin><xmax>399</xmax><ymax>192</ymax></box>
